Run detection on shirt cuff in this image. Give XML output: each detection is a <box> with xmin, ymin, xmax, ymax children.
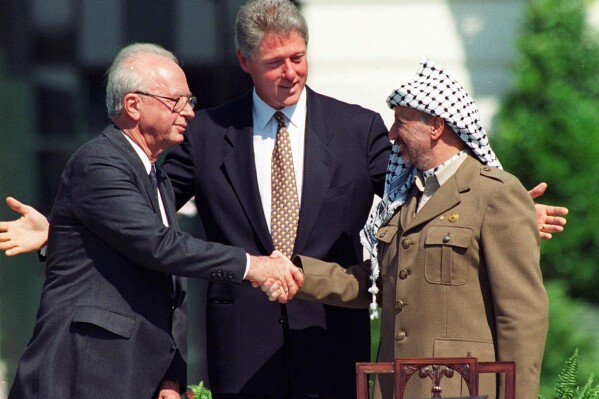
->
<box><xmin>243</xmin><ymin>253</ymin><xmax>250</xmax><ymax>279</ymax></box>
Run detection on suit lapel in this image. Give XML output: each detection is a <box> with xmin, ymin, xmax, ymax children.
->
<box><xmin>221</xmin><ymin>93</ymin><xmax>273</xmax><ymax>252</ymax></box>
<box><xmin>103</xmin><ymin>126</ymin><xmax>182</xmax><ymax>291</ymax></box>
<box><xmin>293</xmin><ymin>89</ymin><xmax>336</xmax><ymax>256</ymax></box>
<box><xmin>103</xmin><ymin>126</ymin><xmax>175</xmax><ymax>226</ymax></box>
<box><xmin>103</xmin><ymin>126</ymin><xmax>162</xmax><ymax>215</ymax></box>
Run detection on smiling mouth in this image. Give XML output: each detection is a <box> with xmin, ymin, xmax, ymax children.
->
<box><xmin>280</xmin><ymin>82</ymin><xmax>297</xmax><ymax>90</ymax></box>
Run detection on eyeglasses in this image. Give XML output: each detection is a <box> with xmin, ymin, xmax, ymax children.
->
<box><xmin>133</xmin><ymin>91</ymin><xmax>197</xmax><ymax>113</ymax></box>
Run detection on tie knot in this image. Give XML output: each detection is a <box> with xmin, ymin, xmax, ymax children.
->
<box><xmin>273</xmin><ymin>111</ymin><xmax>286</xmax><ymax>127</ymax></box>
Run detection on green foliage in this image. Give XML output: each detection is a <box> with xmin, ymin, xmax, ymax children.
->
<box><xmin>540</xmin><ymin>350</ymin><xmax>599</xmax><ymax>399</ymax></box>
<box><xmin>539</xmin><ymin>282</ymin><xmax>599</xmax><ymax>398</ymax></box>
<box><xmin>183</xmin><ymin>381</ymin><xmax>212</xmax><ymax>399</ymax></box>
<box><xmin>492</xmin><ymin>0</ymin><xmax>599</xmax><ymax>302</ymax></box>
<box><xmin>492</xmin><ymin>0</ymin><xmax>599</xmax><ymax>303</ymax></box>
<box><xmin>493</xmin><ymin>0</ymin><xmax>599</xmax><ymax>395</ymax></box>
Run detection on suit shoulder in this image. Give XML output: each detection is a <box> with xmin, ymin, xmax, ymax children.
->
<box><xmin>478</xmin><ymin>165</ymin><xmax>526</xmax><ymax>192</ymax></box>
<box><xmin>68</xmin><ymin>133</ymin><xmax>111</xmax><ymax>161</ymax></box>
<box><xmin>190</xmin><ymin>92</ymin><xmax>252</xmax><ymax>132</ymax></box>
<box><xmin>203</xmin><ymin>92</ymin><xmax>251</xmax><ymax>119</ymax></box>
<box><xmin>67</xmin><ymin>130</ymin><xmax>132</xmax><ymax>173</ymax></box>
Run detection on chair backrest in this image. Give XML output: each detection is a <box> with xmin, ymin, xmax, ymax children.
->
<box><xmin>356</xmin><ymin>357</ymin><xmax>515</xmax><ymax>399</ymax></box>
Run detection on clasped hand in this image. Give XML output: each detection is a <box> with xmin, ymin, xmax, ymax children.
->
<box><xmin>246</xmin><ymin>251</ymin><xmax>303</xmax><ymax>303</ymax></box>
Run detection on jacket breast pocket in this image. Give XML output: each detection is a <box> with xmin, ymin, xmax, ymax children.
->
<box><xmin>424</xmin><ymin>226</ymin><xmax>472</xmax><ymax>285</ymax></box>
<box><xmin>71</xmin><ymin>306</ymin><xmax>135</xmax><ymax>339</ymax></box>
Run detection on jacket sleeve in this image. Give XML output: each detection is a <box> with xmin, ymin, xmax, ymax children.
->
<box><xmin>63</xmin><ymin>145</ymin><xmax>247</xmax><ymax>282</ymax></box>
<box><xmin>293</xmin><ymin>255</ymin><xmax>372</xmax><ymax>308</ymax></box>
<box><xmin>481</xmin><ymin>173</ymin><xmax>548</xmax><ymax>398</ymax></box>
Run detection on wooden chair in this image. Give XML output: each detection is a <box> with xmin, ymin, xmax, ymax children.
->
<box><xmin>356</xmin><ymin>357</ymin><xmax>515</xmax><ymax>399</ymax></box>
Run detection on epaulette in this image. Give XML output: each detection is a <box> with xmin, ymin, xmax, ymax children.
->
<box><xmin>479</xmin><ymin>165</ymin><xmax>505</xmax><ymax>183</ymax></box>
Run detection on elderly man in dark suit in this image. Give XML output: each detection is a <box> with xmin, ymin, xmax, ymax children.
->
<box><xmin>6</xmin><ymin>42</ymin><xmax>301</xmax><ymax>399</ymax></box>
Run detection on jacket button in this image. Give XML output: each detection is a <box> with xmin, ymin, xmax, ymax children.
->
<box><xmin>401</xmin><ymin>238</ymin><xmax>412</xmax><ymax>249</ymax></box>
<box><xmin>171</xmin><ymin>342</ymin><xmax>177</xmax><ymax>352</ymax></box>
<box><xmin>396</xmin><ymin>300</ymin><xmax>405</xmax><ymax>310</ymax></box>
<box><xmin>278</xmin><ymin>315</ymin><xmax>288</xmax><ymax>325</ymax></box>
<box><xmin>395</xmin><ymin>331</ymin><xmax>406</xmax><ymax>341</ymax></box>
<box><xmin>399</xmin><ymin>269</ymin><xmax>409</xmax><ymax>280</ymax></box>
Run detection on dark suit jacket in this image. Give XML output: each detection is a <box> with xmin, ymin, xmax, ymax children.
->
<box><xmin>9</xmin><ymin>126</ymin><xmax>247</xmax><ymax>399</ymax></box>
<box><xmin>162</xmin><ymin>87</ymin><xmax>391</xmax><ymax>397</ymax></box>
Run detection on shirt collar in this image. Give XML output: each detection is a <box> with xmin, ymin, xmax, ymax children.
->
<box><xmin>252</xmin><ymin>87</ymin><xmax>307</xmax><ymax>130</ymax></box>
<box><xmin>121</xmin><ymin>132</ymin><xmax>152</xmax><ymax>174</ymax></box>
<box><xmin>415</xmin><ymin>150</ymin><xmax>468</xmax><ymax>190</ymax></box>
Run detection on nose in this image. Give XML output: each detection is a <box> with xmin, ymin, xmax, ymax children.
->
<box><xmin>282</xmin><ymin>59</ymin><xmax>296</xmax><ymax>80</ymax></box>
<box><xmin>180</xmin><ymin>102</ymin><xmax>195</xmax><ymax>119</ymax></box>
<box><xmin>388</xmin><ymin>123</ymin><xmax>399</xmax><ymax>140</ymax></box>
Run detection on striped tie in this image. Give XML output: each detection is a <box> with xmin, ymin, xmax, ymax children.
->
<box><xmin>271</xmin><ymin>111</ymin><xmax>300</xmax><ymax>259</ymax></box>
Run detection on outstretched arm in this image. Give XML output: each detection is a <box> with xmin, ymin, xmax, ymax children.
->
<box><xmin>528</xmin><ymin>182</ymin><xmax>569</xmax><ymax>240</ymax></box>
<box><xmin>0</xmin><ymin>197</ymin><xmax>49</xmax><ymax>256</ymax></box>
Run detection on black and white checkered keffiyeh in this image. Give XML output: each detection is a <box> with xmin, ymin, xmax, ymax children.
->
<box><xmin>360</xmin><ymin>57</ymin><xmax>502</xmax><ymax>319</ymax></box>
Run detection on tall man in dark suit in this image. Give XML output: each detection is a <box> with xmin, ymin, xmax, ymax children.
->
<box><xmin>7</xmin><ymin>42</ymin><xmax>302</xmax><ymax>399</ymax></box>
<box><xmin>0</xmin><ymin>1</ymin><xmax>567</xmax><ymax>398</ymax></box>
<box><xmin>162</xmin><ymin>1</ymin><xmax>566</xmax><ymax>397</ymax></box>
<box><xmin>162</xmin><ymin>1</ymin><xmax>390</xmax><ymax>397</ymax></box>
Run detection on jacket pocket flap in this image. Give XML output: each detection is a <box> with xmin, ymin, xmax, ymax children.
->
<box><xmin>425</xmin><ymin>226</ymin><xmax>472</xmax><ymax>248</ymax></box>
<box><xmin>72</xmin><ymin>306</ymin><xmax>135</xmax><ymax>339</ymax></box>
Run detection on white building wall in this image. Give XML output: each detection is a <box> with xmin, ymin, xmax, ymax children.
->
<box><xmin>303</xmin><ymin>0</ymin><xmax>525</xmax><ymax>130</ymax></box>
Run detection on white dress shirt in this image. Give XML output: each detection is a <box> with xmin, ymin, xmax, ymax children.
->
<box><xmin>252</xmin><ymin>88</ymin><xmax>307</xmax><ymax>232</ymax></box>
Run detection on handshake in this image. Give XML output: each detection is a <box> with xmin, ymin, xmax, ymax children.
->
<box><xmin>246</xmin><ymin>251</ymin><xmax>304</xmax><ymax>303</ymax></box>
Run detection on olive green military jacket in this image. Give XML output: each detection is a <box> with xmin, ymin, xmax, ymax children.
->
<box><xmin>295</xmin><ymin>155</ymin><xmax>548</xmax><ymax>399</ymax></box>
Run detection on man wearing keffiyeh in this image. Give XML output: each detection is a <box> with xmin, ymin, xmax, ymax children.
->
<box><xmin>273</xmin><ymin>58</ymin><xmax>549</xmax><ymax>398</ymax></box>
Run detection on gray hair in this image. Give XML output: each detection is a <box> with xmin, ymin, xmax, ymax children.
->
<box><xmin>105</xmin><ymin>43</ymin><xmax>179</xmax><ymax>119</ymax></box>
<box><xmin>236</xmin><ymin>0</ymin><xmax>309</xmax><ymax>58</ymax></box>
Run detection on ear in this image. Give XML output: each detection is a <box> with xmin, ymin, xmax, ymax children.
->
<box><xmin>237</xmin><ymin>48</ymin><xmax>251</xmax><ymax>73</ymax></box>
<box><xmin>123</xmin><ymin>93</ymin><xmax>142</xmax><ymax>121</ymax></box>
<box><xmin>430</xmin><ymin>117</ymin><xmax>445</xmax><ymax>140</ymax></box>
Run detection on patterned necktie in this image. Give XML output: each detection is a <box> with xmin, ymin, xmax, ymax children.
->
<box><xmin>271</xmin><ymin>111</ymin><xmax>300</xmax><ymax>259</ymax></box>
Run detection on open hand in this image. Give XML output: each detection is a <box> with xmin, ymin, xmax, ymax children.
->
<box><xmin>528</xmin><ymin>183</ymin><xmax>568</xmax><ymax>240</ymax></box>
<box><xmin>0</xmin><ymin>197</ymin><xmax>49</xmax><ymax>256</ymax></box>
